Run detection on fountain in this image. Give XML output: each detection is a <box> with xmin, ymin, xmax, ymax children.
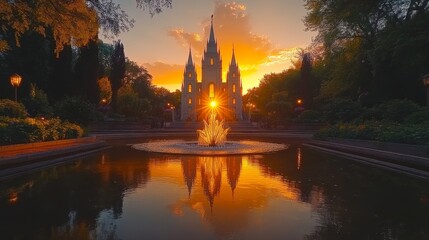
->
<box><xmin>132</xmin><ymin>100</ymin><xmax>288</xmax><ymax>155</ymax></box>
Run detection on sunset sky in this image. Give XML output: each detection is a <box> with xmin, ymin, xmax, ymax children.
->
<box><xmin>107</xmin><ymin>0</ymin><xmax>316</xmax><ymax>93</ymax></box>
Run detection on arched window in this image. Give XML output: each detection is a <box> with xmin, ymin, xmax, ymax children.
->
<box><xmin>198</xmin><ymin>98</ymin><xmax>201</xmax><ymax>105</ymax></box>
<box><xmin>210</xmin><ymin>58</ymin><xmax>214</xmax><ymax>65</ymax></box>
<box><xmin>232</xmin><ymin>84</ymin><xmax>236</xmax><ymax>93</ymax></box>
<box><xmin>188</xmin><ymin>73</ymin><xmax>192</xmax><ymax>78</ymax></box>
<box><xmin>188</xmin><ymin>98</ymin><xmax>192</xmax><ymax>105</ymax></box>
<box><xmin>188</xmin><ymin>84</ymin><xmax>192</xmax><ymax>93</ymax></box>
<box><xmin>233</xmin><ymin>98</ymin><xmax>236</xmax><ymax>105</ymax></box>
<box><xmin>209</xmin><ymin>83</ymin><xmax>215</xmax><ymax>98</ymax></box>
<box><xmin>232</xmin><ymin>73</ymin><xmax>236</xmax><ymax>77</ymax></box>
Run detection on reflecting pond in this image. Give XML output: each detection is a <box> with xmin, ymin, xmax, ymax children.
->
<box><xmin>1</xmin><ymin>144</ymin><xmax>428</xmax><ymax>239</ymax></box>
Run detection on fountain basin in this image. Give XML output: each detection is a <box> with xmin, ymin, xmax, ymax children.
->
<box><xmin>132</xmin><ymin>140</ymin><xmax>288</xmax><ymax>155</ymax></box>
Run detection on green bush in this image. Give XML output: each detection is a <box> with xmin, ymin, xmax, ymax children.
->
<box><xmin>320</xmin><ymin>98</ymin><xmax>362</xmax><ymax>123</ymax></box>
<box><xmin>117</xmin><ymin>86</ymin><xmax>151</xmax><ymax>118</ymax></box>
<box><xmin>297</xmin><ymin>110</ymin><xmax>322</xmax><ymax>122</ymax></box>
<box><xmin>63</xmin><ymin>122</ymin><xmax>84</xmax><ymax>139</ymax></box>
<box><xmin>23</xmin><ymin>86</ymin><xmax>52</xmax><ymax>117</ymax></box>
<box><xmin>377</xmin><ymin>99</ymin><xmax>421</xmax><ymax>123</ymax></box>
<box><xmin>0</xmin><ymin>99</ymin><xmax>28</xmax><ymax>118</ymax></box>
<box><xmin>0</xmin><ymin>118</ymin><xmax>42</xmax><ymax>144</ymax></box>
<box><xmin>0</xmin><ymin>117</ymin><xmax>84</xmax><ymax>145</ymax></box>
<box><xmin>405</xmin><ymin>110</ymin><xmax>429</xmax><ymax>124</ymax></box>
<box><xmin>54</xmin><ymin>96</ymin><xmax>97</xmax><ymax>125</ymax></box>
<box><xmin>315</xmin><ymin>121</ymin><xmax>429</xmax><ymax>145</ymax></box>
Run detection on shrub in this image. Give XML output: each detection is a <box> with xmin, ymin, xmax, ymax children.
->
<box><xmin>117</xmin><ymin>86</ymin><xmax>151</xmax><ymax>118</ymax></box>
<box><xmin>320</xmin><ymin>98</ymin><xmax>362</xmax><ymax>123</ymax></box>
<box><xmin>63</xmin><ymin>122</ymin><xmax>84</xmax><ymax>139</ymax></box>
<box><xmin>54</xmin><ymin>96</ymin><xmax>97</xmax><ymax>125</ymax></box>
<box><xmin>405</xmin><ymin>110</ymin><xmax>429</xmax><ymax>124</ymax></box>
<box><xmin>0</xmin><ymin>99</ymin><xmax>28</xmax><ymax>118</ymax></box>
<box><xmin>0</xmin><ymin>117</ymin><xmax>84</xmax><ymax>145</ymax></box>
<box><xmin>377</xmin><ymin>99</ymin><xmax>421</xmax><ymax>123</ymax></box>
<box><xmin>23</xmin><ymin>85</ymin><xmax>52</xmax><ymax>117</ymax></box>
<box><xmin>0</xmin><ymin>118</ymin><xmax>42</xmax><ymax>144</ymax></box>
<box><xmin>297</xmin><ymin>110</ymin><xmax>322</xmax><ymax>122</ymax></box>
<box><xmin>315</xmin><ymin>121</ymin><xmax>429</xmax><ymax>145</ymax></box>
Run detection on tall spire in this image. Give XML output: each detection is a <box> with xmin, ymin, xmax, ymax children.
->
<box><xmin>186</xmin><ymin>47</ymin><xmax>193</xmax><ymax>66</ymax></box>
<box><xmin>230</xmin><ymin>44</ymin><xmax>237</xmax><ymax>67</ymax></box>
<box><xmin>209</xmin><ymin>14</ymin><xmax>216</xmax><ymax>44</ymax></box>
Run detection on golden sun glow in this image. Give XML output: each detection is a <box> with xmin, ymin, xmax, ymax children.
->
<box><xmin>210</xmin><ymin>101</ymin><xmax>217</xmax><ymax>108</ymax></box>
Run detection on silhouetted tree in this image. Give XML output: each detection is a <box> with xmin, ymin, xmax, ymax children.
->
<box><xmin>110</xmin><ymin>41</ymin><xmax>126</xmax><ymax>110</ymax></box>
<box><xmin>300</xmin><ymin>52</ymin><xmax>312</xmax><ymax>107</ymax></box>
<box><xmin>48</xmin><ymin>44</ymin><xmax>74</xmax><ymax>101</ymax></box>
<box><xmin>74</xmin><ymin>39</ymin><xmax>99</xmax><ymax>103</ymax></box>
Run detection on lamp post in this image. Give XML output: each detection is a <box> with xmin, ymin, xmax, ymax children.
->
<box><xmin>10</xmin><ymin>74</ymin><xmax>22</xmax><ymax>102</ymax></box>
<box><xmin>423</xmin><ymin>74</ymin><xmax>429</xmax><ymax>110</ymax></box>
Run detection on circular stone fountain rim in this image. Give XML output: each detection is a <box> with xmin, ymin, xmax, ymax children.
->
<box><xmin>131</xmin><ymin>140</ymin><xmax>288</xmax><ymax>156</ymax></box>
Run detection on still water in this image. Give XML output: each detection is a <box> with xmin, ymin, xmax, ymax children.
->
<box><xmin>1</xmin><ymin>144</ymin><xmax>428</xmax><ymax>240</ymax></box>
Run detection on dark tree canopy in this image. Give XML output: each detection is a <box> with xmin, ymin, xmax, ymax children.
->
<box><xmin>0</xmin><ymin>0</ymin><xmax>172</xmax><ymax>54</ymax></box>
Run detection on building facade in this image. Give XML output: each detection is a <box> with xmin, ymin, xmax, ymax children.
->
<box><xmin>181</xmin><ymin>16</ymin><xmax>243</xmax><ymax>121</ymax></box>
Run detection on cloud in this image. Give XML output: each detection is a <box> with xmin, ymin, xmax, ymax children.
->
<box><xmin>167</xmin><ymin>2</ymin><xmax>294</xmax><ymax>88</ymax></box>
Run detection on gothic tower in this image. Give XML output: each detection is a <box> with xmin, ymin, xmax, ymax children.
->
<box><xmin>226</xmin><ymin>46</ymin><xmax>243</xmax><ymax>120</ymax></box>
<box><xmin>181</xmin><ymin>48</ymin><xmax>197</xmax><ymax>120</ymax></box>
<box><xmin>201</xmin><ymin>15</ymin><xmax>222</xmax><ymax>108</ymax></box>
<box><xmin>180</xmin><ymin>15</ymin><xmax>243</xmax><ymax>121</ymax></box>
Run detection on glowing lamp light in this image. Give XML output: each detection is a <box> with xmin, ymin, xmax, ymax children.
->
<box><xmin>10</xmin><ymin>74</ymin><xmax>22</xmax><ymax>87</ymax></box>
<box><xmin>297</xmin><ymin>99</ymin><xmax>302</xmax><ymax>105</ymax></box>
<box><xmin>10</xmin><ymin>74</ymin><xmax>22</xmax><ymax>102</ymax></box>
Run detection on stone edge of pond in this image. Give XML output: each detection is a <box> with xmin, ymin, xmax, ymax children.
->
<box><xmin>304</xmin><ymin>139</ymin><xmax>429</xmax><ymax>180</ymax></box>
<box><xmin>0</xmin><ymin>139</ymin><xmax>109</xmax><ymax>179</ymax></box>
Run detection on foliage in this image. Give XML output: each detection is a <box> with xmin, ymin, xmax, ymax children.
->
<box><xmin>0</xmin><ymin>0</ymin><xmax>172</xmax><ymax>54</ymax></box>
<box><xmin>126</xmin><ymin>59</ymin><xmax>153</xmax><ymax>99</ymax></box>
<box><xmin>405</xmin><ymin>110</ymin><xmax>429</xmax><ymax>124</ymax></box>
<box><xmin>320</xmin><ymin>98</ymin><xmax>362</xmax><ymax>123</ymax></box>
<box><xmin>315</xmin><ymin>121</ymin><xmax>429</xmax><ymax>145</ymax></box>
<box><xmin>376</xmin><ymin>99</ymin><xmax>422</xmax><ymax>123</ymax></box>
<box><xmin>297</xmin><ymin>110</ymin><xmax>322</xmax><ymax>122</ymax></box>
<box><xmin>116</xmin><ymin>85</ymin><xmax>151</xmax><ymax>118</ymax></box>
<box><xmin>0</xmin><ymin>117</ymin><xmax>83</xmax><ymax>145</ymax></box>
<box><xmin>98</xmin><ymin>77</ymin><xmax>112</xmax><ymax>104</ymax></box>
<box><xmin>54</xmin><ymin>96</ymin><xmax>98</xmax><ymax>125</ymax></box>
<box><xmin>98</xmin><ymin>41</ymin><xmax>114</xmax><ymax>76</ymax></box>
<box><xmin>0</xmin><ymin>99</ymin><xmax>28</xmax><ymax>118</ymax></box>
<box><xmin>304</xmin><ymin>0</ymin><xmax>429</xmax><ymax>103</ymax></box>
<box><xmin>23</xmin><ymin>84</ymin><xmax>53</xmax><ymax>117</ymax></box>
<box><xmin>110</xmin><ymin>41</ymin><xmax>126</xmax><ymax>110</ymax></box>
<box><xmin>74</xmin><ymin>40</ymin><xmax>100</xmax><ymax>103</ymax></box>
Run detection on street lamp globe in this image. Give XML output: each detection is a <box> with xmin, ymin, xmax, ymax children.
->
<box><xmin>10</xmin><ymin>74</ymin><xmax>22</xmax><ymax>102</ymax></box>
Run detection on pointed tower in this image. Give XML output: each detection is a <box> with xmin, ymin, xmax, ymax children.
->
<box><xmin>181</xmin><ymin>48</ymin><xmax>197</xmax><ymax>120</ymax></box>
<box><xmin>201</xmin><ymin>15</ymin><xmax>222</xmax><ymax>110</ymax></box>
<box><xmin>226</xmin><ymin>45</ymin><xmax>243</xmax><ymax>120</ymax></box>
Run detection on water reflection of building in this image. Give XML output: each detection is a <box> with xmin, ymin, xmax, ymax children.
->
<box><xmin>180</xmin><ymin>156</ymin><xmax>243</xmax><ymax>208</ymax></box>
<box><xmin>181</xmin><ymin>158</ymin><xmax>197</xmax><ymax>197</ymax></box>
<box><xmin>200</xmin><ymin>157</ymin><xmax>223</xmax><ymax>209</ymax></box>
<box><xmin>226</xmin><ymin>157</ymin><xmax>242</xmax><ymax>196</ymax></box>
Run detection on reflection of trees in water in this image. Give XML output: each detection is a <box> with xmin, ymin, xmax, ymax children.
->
<box><xmin>0</xmin><ymin>146</ymin><xmax>150</xmax><ymax>239</ymax></box>
<box><xmin>253</xmin><ymin>147</ymin><xmax>429</xmax><ymax>240</ymax></box>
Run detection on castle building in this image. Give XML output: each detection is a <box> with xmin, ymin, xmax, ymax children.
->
<box><xmin>181</xmin><ymin>16</ymin><xmax>243</xmax><ymax>121</ymax></box>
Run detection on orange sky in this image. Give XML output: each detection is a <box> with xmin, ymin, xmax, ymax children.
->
<box><xmin>108</xmin><ymin>1</ymin><xmax>315</xmax><ymax>93</ymax></box>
